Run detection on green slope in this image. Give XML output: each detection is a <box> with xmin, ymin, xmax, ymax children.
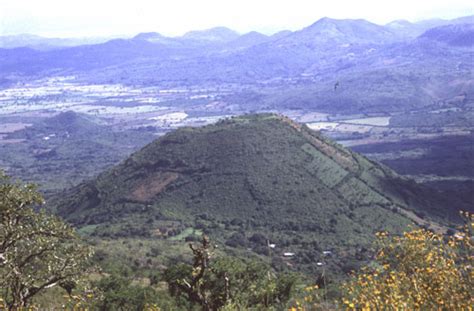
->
<box><xmin>51</xmin><ymin>114</ymin><xmax>455</xmax><ymax>274</ymax></box>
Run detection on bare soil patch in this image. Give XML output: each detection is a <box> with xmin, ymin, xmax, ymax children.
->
<box><xmin>130</xmin><ymin>172</ymin><xmax>179</xmax><ymax>202</ymax></box>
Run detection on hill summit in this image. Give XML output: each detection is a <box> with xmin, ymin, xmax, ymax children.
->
<box><xmin>284</xmin><ymin>17</ymin><xmax>395</xmax><ymax>46</ymax></box>
<box><xmin>53</xmin><ymin>114</ymin><xmax>453</xmax><ymax>272</ymax></box>
<box><xmin>182</xmin><ymin>27</ymin><xmax>240</xmax><ymax>42</ymax></box>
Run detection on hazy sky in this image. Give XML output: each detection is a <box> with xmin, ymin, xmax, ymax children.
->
<box><xmin>0</xmin><ymin>0</ymin><xmax>472</xmax><ymax>38</ymax></box>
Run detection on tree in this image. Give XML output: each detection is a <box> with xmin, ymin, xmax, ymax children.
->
<box><xmin>341</xmin><ymin>212</ymin><xmax>473</xmax><ymax>310</ymax></box>
<box><xmin>164</xmin><ymin>236</ymin><xmax>297</xmax><ymax>310</ymax></box>
<box><xmin>164</xmin><ymin>235</ymin><xmax>215</xmax><ymax>309</ymax></box>
<box><xmin>93</xmin><ymin>274</ymin><xmax>160</xmax><ymax>311</ymax></box>
<box><xmin>0</xmin><ymin>171</ymin><xmax>92</xmax><ymax>309</ymax></box>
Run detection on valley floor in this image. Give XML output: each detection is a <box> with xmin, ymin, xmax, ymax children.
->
<box><xmin>1</xmin><ymin>77</ymin><xmax>472</xmax><ymax>200</ymax></box>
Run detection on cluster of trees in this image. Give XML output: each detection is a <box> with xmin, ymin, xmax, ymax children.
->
<box><xmin>0</xmin><ymin>172</ymin><xmax>297</xmax><ymax>310</ymax></box>
<box><xmin>164</xmin><ymin>236</ymin><xmax>297</xmax><ymax>310</ymax></box>
<box><xmin>1</xmin><ymin>171</ymin><xmax>472</xmax><ymax>310</ymax></box>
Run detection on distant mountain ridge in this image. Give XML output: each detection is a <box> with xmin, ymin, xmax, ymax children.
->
<box><xmin>0</xmin><ymin>33</ymin><xmax>123</xmax><ymax>50</ymax></box>
<box><xmin>2</xmin><ymin>15</ymin><xmax>472</xmax><ymax>51</ymax></box>
<box><xmin>0</xmin><ymin>15</ymin><xmax>472</xmax><ymax>114</ymax></box>
<box><xmin>182</xmin><ymin>27</ymin><xmax>240</xmax><ymax>42</ymax></box>
<box><xmin>386</xmin><ymin>15</ymin><xmax>474</xmax><ymax>38</ymax></box>
<box><xmin>284</xmin><ymin>17</ymin><xmax>396</xmax><ymax>46</ymax></box>
<box><xmin>419</xmin><ymin>23</ymin><xmax>474</xmax><ymax>46</ymax></box>
<box><xmin>224</xmin><ymin>31</ymin><xmax>270</xmax><ymax>50</ymax></box>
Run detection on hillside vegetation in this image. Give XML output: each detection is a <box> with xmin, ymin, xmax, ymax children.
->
<box><xmin>52</xmin><ymin>114</ymin><xmax>456</xmax><ymax>277</ymax></box>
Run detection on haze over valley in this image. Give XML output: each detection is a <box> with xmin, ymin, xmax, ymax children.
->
<box><xmin>1</xmin><ymin>15</ymin><xmax>473</xmax><ymax>197</ymax></box>
<box><xmin>0</xmin><ymin>3</ymin><xmax>473</xmax><ymax>309</ymax></box>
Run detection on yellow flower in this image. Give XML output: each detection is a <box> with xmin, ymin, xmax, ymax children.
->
<box><xmin>340</xmin><ymin>216</ymin><xmax>472</xmax><ymax>310</ymax></box>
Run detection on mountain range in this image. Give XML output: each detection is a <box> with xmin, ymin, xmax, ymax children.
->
<box><xmin>0</xmin><ymin>34</ymin><xmax>126</xmax><ymax>50</ymax></box>
<box><xmin>1</xmin><ymin>15</ymin><xmax>471</xmax><ymax>117</ymax></box>
<box><xmin>1</xmin><ymin>16</ymin><xmax>472</xmax><ymax>77</ymax></box>
<box><xmin>1</xmin><ymin>15</ymin><xmax>472</xmax><ymax>50</ymax></box>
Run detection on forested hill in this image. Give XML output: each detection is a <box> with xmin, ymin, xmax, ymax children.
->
<box><xmin>51</xmin><ymin>114</ymin><xmax>460</xmax><ymax>273</ymax></box>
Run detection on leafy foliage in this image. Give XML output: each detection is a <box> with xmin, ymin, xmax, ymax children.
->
<box><xmin>91</xmin><ymin>274</ymin><xmax>171</xmax><ymax>311</ymax></box>
<box><xmin>341</xmin><ymin>212</ymin><xmax>473</xmax><ymax>310</ymax></box>
<box><xmin>0</xmin><ymin>170</ymin><xmax>92</xmax><ymax>309</ymax></box>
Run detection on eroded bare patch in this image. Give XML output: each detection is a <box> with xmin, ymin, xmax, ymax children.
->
<box><xmin>130</xmin><ymin>172</ymin><xmax>179</xmax><ymax>202</ymax></box>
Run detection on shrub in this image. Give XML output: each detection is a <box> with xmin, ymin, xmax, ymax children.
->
<box><xmin>341</xmin><ymin>212</ymin><xmax>473</xmax><ymax>310</ymax></box>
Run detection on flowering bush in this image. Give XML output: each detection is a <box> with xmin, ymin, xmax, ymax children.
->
<box><xmin>341</xmin><ymin>212</ymin><xmax>473</xmax><ymax>310</ymax></box>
